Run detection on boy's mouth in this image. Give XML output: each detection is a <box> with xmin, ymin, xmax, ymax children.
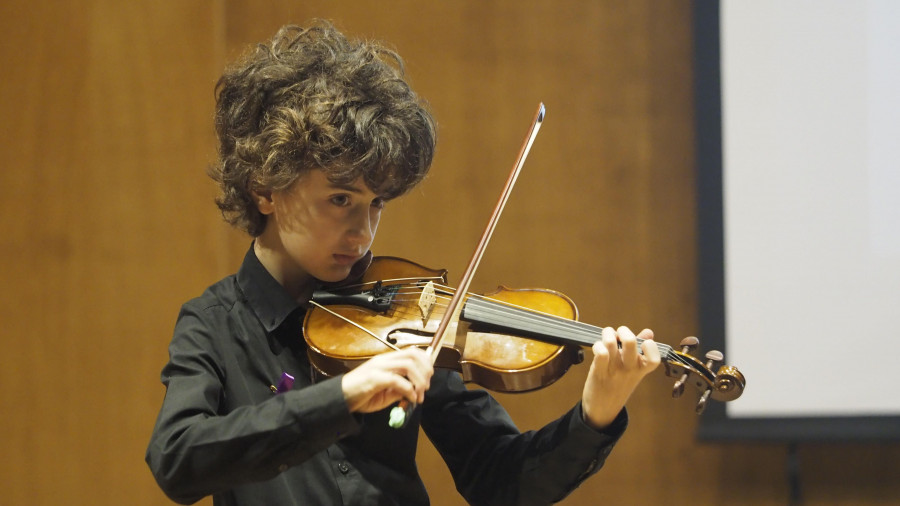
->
<box><xmin>332</xmin><ymin>253</ymin><xmax>360</xmax><ymax>266</ymax></box>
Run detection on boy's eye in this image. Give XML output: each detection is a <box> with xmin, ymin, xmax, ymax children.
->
<box><xmin>330</xmin><ymin>195</ymin><xmax>351</xmax><ymax>206</ymax></box>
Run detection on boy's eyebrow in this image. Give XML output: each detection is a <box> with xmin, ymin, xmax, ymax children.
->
<box><xmin>328</xmin><ymin>181</ymin><xmax>365</xmax><ymax>193</ymax></box>
<box><xmin>326</xmin><ymin>179</ymin><xmax>386</xmax><ymax>199</ymax></box>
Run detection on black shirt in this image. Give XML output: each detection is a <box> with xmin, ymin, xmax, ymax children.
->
<box><xmin>146</xmin><ymin>246</ymin><xmax>628</xmax><ymax>505</ymax></box>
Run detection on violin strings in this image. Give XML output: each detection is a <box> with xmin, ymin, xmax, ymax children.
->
<box><xmin>382</xmin><ymin>287</ymin><xmax>597</xmax><ymax>345</ymax></box>
<box><xmin>389</xmin><ymin>283</ymin><xmax>648</xmax><ymax>344</ymax></box>
<box><xmin>332</xmin><ymin>279</ymin><xmax>693</xmax><ymax>370</ymax></box>
<box><xmin>466</xmin><ymin>296</ymin><xmax>675</xmax><ymax>355</ymax></box>
<box><xmin>391</xmin><ymin>284</ymin><xmax>640</xmax><ymax>343</ymax></box>
<box><xmin>383</xmin><ymin>282</ymin><xmax>684</xmax><ymax>364</ymax></box>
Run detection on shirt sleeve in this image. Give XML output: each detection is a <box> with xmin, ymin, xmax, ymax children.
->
<box><xmin>145</xmin><ymin>303</ymin><xmax>360</xmax><ymax>504</ymax></box>
<box><xmin>422</xmin><ymin>370</ymin><xmax>628</xmax><ymax>506</ymax></box>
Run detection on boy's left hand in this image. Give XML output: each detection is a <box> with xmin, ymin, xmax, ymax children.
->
<box><xmin>581</xmin><ymin>326</ymin><xmax>661</xmax><ymax>429</ymax></box>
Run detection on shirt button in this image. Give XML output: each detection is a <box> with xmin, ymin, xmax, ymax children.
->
<box><xmin>278</xmin><ymin>464</ymin><xmax>288</xmax><ymax>473</ymax></box>
<box><xmin>337</xmin><ymin>462</ymin><xmax>350</xmax><ymax>474</ymax></box>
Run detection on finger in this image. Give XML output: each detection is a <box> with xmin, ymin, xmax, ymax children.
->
<box><xmin>378</xmin><ymin>348</ymin><xmax>433</xmax><ymax>403</ymax></box>
<box><xmin>601</xmin><ymin>326</ymin><xmax>618</xmax><ymax>364</ymax></box>
<box><xmin>343</xmin><ymin>366</ymin><xmax>413</xmax><ymax>413</ymax></box>
<box><xmin>371</xmin><ymin>348</ymin><xmax>428</xmax><ymax>380</ymax></box>
<box><xmin>399</xmin><ymin>367</ymin><xmax>428</xmax><ymax>405</ymax></box>
<box><xmin>407</xmin><ymin>347</ymin><xmax>434</xmax><ymax>388</ymax></box>
<box><xmin>591</xmin><ymin>338</ymin><xmax>611</xmax><ymax>372</ymax></box>
<box><xmin>394</xmin><ymin>348</ymin><xmax>433</xmax><ymax>394</ymax></box>
<box><xmin>382</xmin><ymin>371</ymin><xmax>418</xmax><ymax>404</ymax></box>
<box><xmin>637</xmin><ymin>328</ymin><xmax>662</xmax><ymax>369</ymax></box>
<box><xmin>617</xmin><ymin>326</ymin><xmax>639</xmax><ymax>367</ymax></box>
<box><xmin>402</xmin><ymin>377</ymin><xmax>424</xmax><ymax>405</ymax></box>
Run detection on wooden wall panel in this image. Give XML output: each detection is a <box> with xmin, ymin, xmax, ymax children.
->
<box><xmin>2</xmin><ymin>0</ymin><xmax>898</xmax><ymax>505</ymax></box>
<box><xmin>0</xmin><ymin>1</ymin><xmax>227</xmax><ymax>504</ymax></box>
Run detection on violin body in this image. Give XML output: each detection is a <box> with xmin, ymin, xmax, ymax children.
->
<box><xmin>304</xmin><ymin>256</ymin><xmax>584</xmax><ymax>392</ymax></box>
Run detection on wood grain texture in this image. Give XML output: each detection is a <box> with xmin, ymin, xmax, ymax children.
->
<box><xmin>1</xmin><ymin>1</ymin><xmax>897</xmax><ymax>504</ymax></box>
<box><xmin>0</xmin><ymin>1</ymin><xmax>228</xmax><ymax>504</ymax></box>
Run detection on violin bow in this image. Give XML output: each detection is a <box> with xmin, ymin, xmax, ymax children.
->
<box><xmin>390</xmin><ymin>103</ymin><xmax>546</xmax><ymax>428</ymax></box>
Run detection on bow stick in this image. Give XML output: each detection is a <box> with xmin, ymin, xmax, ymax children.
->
<box><xmin>390</xmin><ymin>103</ymin><xmax>546</xmax><ymax>428</ymax></box>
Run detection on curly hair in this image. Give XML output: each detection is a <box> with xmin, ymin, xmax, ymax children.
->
<box><xmin>209</xmin><ymin>21</ymin><xmax>437</xmax><ymax>236</ymax></box>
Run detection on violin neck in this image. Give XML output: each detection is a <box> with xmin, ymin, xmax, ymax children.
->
<box><xmin>461</xmin><ymin>296</ymin><xmax>674</xmax><ymax>357</ymax></box>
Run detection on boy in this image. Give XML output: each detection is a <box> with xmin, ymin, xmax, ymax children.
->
<box><xmin>146</xmin><ymin>21</ymin><xmax>660</xmax><ymax>505</ymax></box>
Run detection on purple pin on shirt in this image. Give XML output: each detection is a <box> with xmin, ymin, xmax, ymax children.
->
<box><xmin>275</xmin><ymin>372</ymin><xmax>295</xmax><ymax>394</ymax></box>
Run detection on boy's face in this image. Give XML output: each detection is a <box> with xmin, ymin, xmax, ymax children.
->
<box><xmin>255</xmin><ymin>169</ymin><xmax>385</xmax><ymax>290</ymax></box>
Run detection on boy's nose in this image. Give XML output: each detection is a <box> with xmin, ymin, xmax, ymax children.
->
<box><xmin>349</xmin><ymin>208</ymin><xmax>376</xmax><ymax>244</ymax></box>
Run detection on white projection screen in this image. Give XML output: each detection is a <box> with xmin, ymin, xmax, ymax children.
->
<box><xmin>694</xmin><ymin>1</ymin><xmax>900</xmax><ymax>441</ymax></box>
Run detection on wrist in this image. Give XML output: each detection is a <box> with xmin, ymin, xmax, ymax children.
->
<box><xmin>580</xmin><ymin>403</ymin><xmax>628</xmax><ymax>433</ymax></box>
<box><xmin>580</xmin><ymin>401</ymin><xmax>619</xmax><ymax>430</ymax></box>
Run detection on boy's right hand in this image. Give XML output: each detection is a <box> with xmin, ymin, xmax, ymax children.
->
<box><xmin>341</xmin><ymin>347</ymin><xmax>434</xmax><ymax>413</ymax></box>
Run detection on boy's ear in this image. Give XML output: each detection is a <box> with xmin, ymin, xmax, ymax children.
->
<box><xmin>251</xmin><ymin>190</ymin><xmax>276</xmax><ymax>215</ymax></box>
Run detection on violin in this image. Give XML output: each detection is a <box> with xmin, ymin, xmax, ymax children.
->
<box><xmin>303</xmin><ymin>256</ymin><xmax>745</xmax><ymax>414</ymax></box>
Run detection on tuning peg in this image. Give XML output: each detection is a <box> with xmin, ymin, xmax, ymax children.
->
<box><xmin>705</xmin><ymin>350</ymin><xmax>723</xmax><ymax>370</ymax></box>
<box><xmin>671</xmin><ymin>337</ymin><xmax>700</xmax><ymax>398</ymax></box>
<box><xmin>679</xmin><ymin>336</ymin><xmax>699</xmax><ymax>353</ymax></box>
<box><xmin>672</xmin><ymin>373</ymin><xmax>689</xmax><ymax>398</ymax></box>
<box><xmin>696</xmin><ymin>388</ymin><xmax>712</xmax><ymax>414</ymax></box>
<box><xmin>693</xmin><ymin>351</ymin><xmax>724</xmax><ymax>414</ymax></box>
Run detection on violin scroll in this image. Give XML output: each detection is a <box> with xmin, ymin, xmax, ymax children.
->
<box><xmin>662</xmin><ymin>336</ymin><xmax>745</xmax><ymax>414</ymax></box>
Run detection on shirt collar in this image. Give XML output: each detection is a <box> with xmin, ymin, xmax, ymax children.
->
<box><xmin>236</xmin><ymin>243</ymin><xmax>303</xmax><ymax>334</ymax></box>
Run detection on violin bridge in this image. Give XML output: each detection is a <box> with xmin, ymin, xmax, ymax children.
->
<box><xmin>417</xmin><ymin>281</ymin><xmax>437</xmax><ymax>326</ymax></box>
